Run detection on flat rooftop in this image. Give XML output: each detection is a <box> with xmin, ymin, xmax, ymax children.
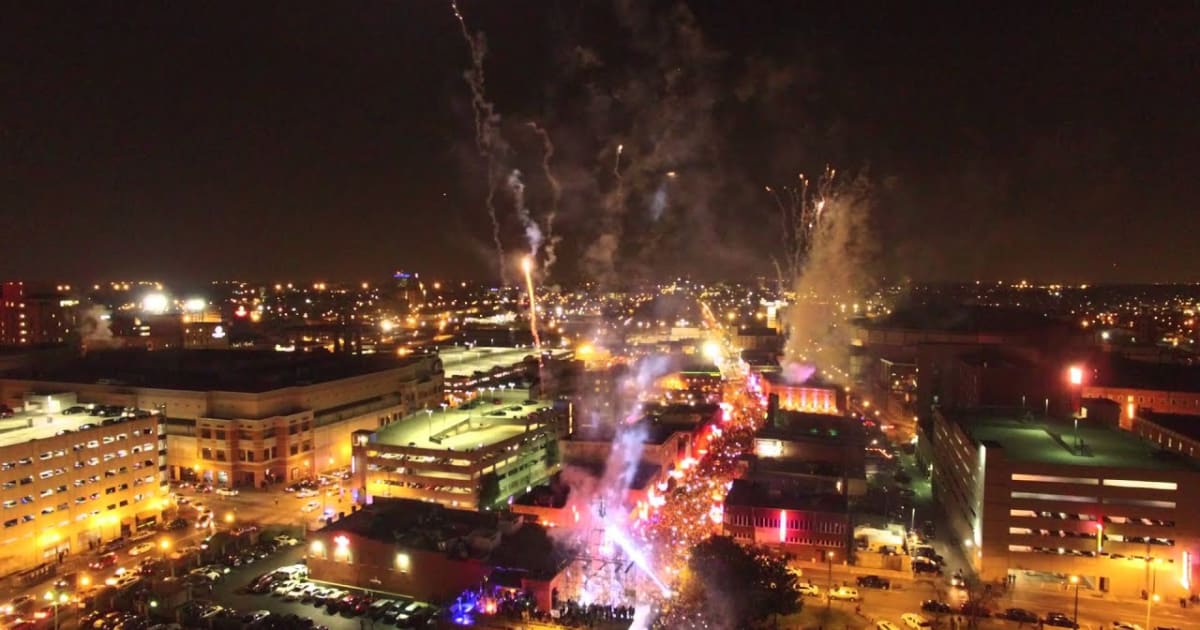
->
<box><xmin>1092</xmin><ymin>355</ymin><xmax>1200</xmax><ymax>394</ymax></box>
<box><xmin>1140</xmin><ymin>412</ymin><xmax>1200</xmax><ymax>443</ymax></box>
<box><xmin>0</xmin><ymin>410</ymin><xmax>146</xmax><ymax>448</ymax></box>
<box><xmin>4</xmin><ymin>349</ymin><xmax>433</xmax><ymax>393</ymax></box>
<box><xmin>725</xmin><ymin>479</ymin><xmax>848</xmax><ymax>513</ymax></box>
<box><xmin>438</xmin><ymin>346</ymin><xmax>568</xmax><ymax>379</ymax></box>
<box><xmin>948</xmin><ymin>410</ymin><xmax>1200</xmax><ymax>472</ymax></box>
<box><xmin>372</xmin><ymin>389</ymin><xmax>552</xmax><ymax>450</ymax></box>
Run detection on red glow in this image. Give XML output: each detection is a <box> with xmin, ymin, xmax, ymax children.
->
<box><xmin>778</xmin><ymin>509</ymin><xmax>787</xmax><ymax>543</ymax></box>
<box><xmin>1068</xmin><ymin>365</ymin><xmax>1084</xmax><ymax>385</ymax></box>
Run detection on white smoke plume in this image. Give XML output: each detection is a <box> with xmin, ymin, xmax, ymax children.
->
<box><xmin>526</xmin><ymin>122</ymin><xmax>563</xmax><ymax>273</ymax></box>
<box><xmin>79</xmin><ymin>306</ymin><xmax>119</xmax><ymax>353</ymax></box>
<box><xmin>782</xmin><ymin>171</ymin><xmax>875</xmax><ymax>376</ymax></box>
<box><xmin>507</xmin><ymin>169</ymin><xmax>546</xmax><ymax>268</ymax></box>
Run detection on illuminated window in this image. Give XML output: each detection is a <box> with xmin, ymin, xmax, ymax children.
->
<box><xmin>1008</xmin><ymin>527</ymin><xmax>1033</xmax><ymax>535</ymax></box>
<box><xmin>1011</xmin><ymin>474</ymin><xmax>1098</xmax><ymax>485</ymax></box>
<box><xmin>1008</xmin><ymin>545</ymin><xmax>1032</xmax><ymax>553</ymax></box>
<box><xmin>1011</xmin><ymin>492</ymin><xmax>1097</xmax><ymax>503</ymax></box>
<box><xmin>1102</xmin><ymin>497</ymin><xmax>1176</xmax><ymax>509</ymax></box>
<box><xmin>395</xmin><ymin>552</ymin><xmax>411</xmax><ymax>572</ymax></box>
<box><xmin>1102</xmin><ymin>479</ymin><xmax>1177</xmax><ymax>491</ymax></box>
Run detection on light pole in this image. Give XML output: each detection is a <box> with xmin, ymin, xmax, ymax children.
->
<box><xmin>1069</xmin><ymin>575</ymin><xmax>1080</xmax><ymax>627</ymax></box>
<box><xmin>159</xmin><ymin>538</ymin><xmax>172</xmax><ymax>577</ymax></box>
<box><xmin>425</xmin><ymin>408</ymin><xmax>433</xmax><ymax>440</ymax></box>
<box><xmin>826</xmin><ymin>550</ymin><xmax>834</xmax><ymax>611</ymax></box>
<box><xmin>43</xmin><ymin>590</ymin><xmax>68</xmax><ymax>630</ymax></box>
<box><xmin>1145</xmin><ymin>558</ymin><xmax>1161</xmax><ymax>630</ymax></box>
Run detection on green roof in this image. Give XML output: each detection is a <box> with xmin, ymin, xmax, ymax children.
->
<box><xmin>956</xmin><ymin>413</ymin><xmax>1200</xmax><ymax>472</ymax></box>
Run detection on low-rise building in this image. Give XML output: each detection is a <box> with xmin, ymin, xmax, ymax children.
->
<box><xmin>0</xmin><ymin>350</ymin><xmax>442</xmax><ymax>488</ymax></box>
<box><xmin>306</xmin><ymin>498</ymin><xmax>566</xmax><ymax>610</ymax></box>
<box><xmin>722</xmin><ymin>479</ymin><xmax>850</xmax><ymax>564</ymax></box>
<box><xmin>930</xmin><ymin>407</ymin><xmax>1200</xmax><ymax>600</ymax></box>
<box><xmin>0</xmin><ymin>409</ymin><xmax>166</xmax><ymax>576</ymax></box>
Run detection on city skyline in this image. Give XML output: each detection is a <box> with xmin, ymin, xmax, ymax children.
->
<box><xmin>1</xmin><ymin>2</ymin><xmax>1197</xmax><ymax>284</ymax></box>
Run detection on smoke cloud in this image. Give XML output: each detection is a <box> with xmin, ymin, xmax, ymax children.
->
<box><xmin>782</xmin><ymin>171</ymin><xmax>876</xmax><ymax>376</ymax></box>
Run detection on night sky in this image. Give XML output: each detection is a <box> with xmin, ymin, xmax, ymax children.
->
<box><xmin>2</xmin><ymin>2</ymin><xmax>1197</xmax><ymax>285</ymax></box>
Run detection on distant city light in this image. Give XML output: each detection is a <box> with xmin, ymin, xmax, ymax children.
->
<box><xmin>183</xmin><ymin>297</ymin><xmax>206</xmax><ymax>313</ymax></box>
<box><xmin>141</xmin><ymin>292</ymin><xmax>169</xmax><ymax>314</ymax></box>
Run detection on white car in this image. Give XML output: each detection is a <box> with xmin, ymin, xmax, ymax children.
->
<box><xmin>828</xmin><ymin>586</ymin><xmax>859</xmax><ymax>601</ymax></box>
<box><xmin>296</xmin><ymin>489</ymin><xmax>318</xmax><ymax>499</ymax></box>
<box><xmin>901</xmin><ymin>613</ymin><xmax>932</xmax><ymax>629</ymax></box>
<box><xmin>1111</xmin><ymin>623</ymin><xmax>1144</xmax><ymax>630</ymax></box>
<box><xmin>877</xmin><ymin>622</ymin><xmax>901</xmax><ymax>630</ymax></box>
<box><xmin>195</xmin><ymin>513</ymin><xmax>213</xmax><ymax>529</ymax></box>
<box><xmin>273</xmin><ymin>580</ymin><xmax>297</xmax><ymax>596</ymax></box>
<box><xmin>274</xmin><ymin>535</ymin><xmax>299</xmax><ymax>547</ymax></box>
<box><xmin>128</xmin><ymin>542</ymin><xmax>155</xmax><ymax>556</ymax></box>
<box><xmin>301</xmin><ymin>501</ymin><xmax>321</xmax><ymax>513</ymax></box>
<box><xmin>216</xmin><ymin>488</ymin><xmax>239</xmax><ymax>497</ymax></box>
<box><xmin>796</xmin><ymin>583</ymin><xmax>821</xmax><ymax>597</ymax></box>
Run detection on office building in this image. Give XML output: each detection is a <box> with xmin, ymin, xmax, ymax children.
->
<box><xmin>0</xmin><ymin>408</ymin><xmax>166</xmax><ymax>576</ymax></box>
<box><xmin>0</xmin><ymin>350</ymin><xmax>442</xmax><ymax>488</ymax></box>
<box><xmin>929</xmin><ymin>407</ymin><xmax>1200</xmax><ymax>600</ymax></box>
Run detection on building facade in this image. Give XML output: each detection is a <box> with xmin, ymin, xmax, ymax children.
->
<box><xmin>0</xmin><ymin>352</ymin><xmax>443</xmax><ymax>488</ymax></box>
<box><xmin>930</xmin><ymin>408</ymin><xmax>1200</xmax><ymax>600</ymax></box>
<box><xmin>723</xmin><ymin>479</ymin><xmax>850</xmax><ymax>564</ymax></box>
<box><xmin>0</xmin><ymin>413</ymin><xmax>166</xmax><ymax>576</ymax></box>
<box><xmin>352</xmin><ymin>396</ymin><xmax>563</xmax><ymax>510</ymax></box>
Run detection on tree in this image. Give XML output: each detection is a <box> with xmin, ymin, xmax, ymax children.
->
<box><xmin>667</xmin><ymin>535</ymin><xmax>801</xmax><ymax>629</ymax></box>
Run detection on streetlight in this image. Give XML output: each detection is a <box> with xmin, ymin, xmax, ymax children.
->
<box><xmin>42</xmin><ymin>590</ymin><xmax>68</xmax><ymax>630</ymax></box>
<box><xmin>826</xmin><ymin>550</ymin><xmax>835</xmax><ymax>611</ymax></box>
<box><xmin>1145</xmin><ymin>557</ymin><xmax>1161</xmax><ymax>630</ymax></box>
<box><xmin>1069</xmin><ymin>575</ymin><xmax>1081</xmax><ymax>626</ymax></box>
<box><xmin>159</xmin><ymin>538</ymin><xmax>172</xmax><ymax>576</ymax></box>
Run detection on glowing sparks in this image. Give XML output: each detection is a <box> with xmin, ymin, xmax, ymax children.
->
<box><xmin>522</xmin><ymin>256</ymin><xmax>542</xmax><ymax>361</ymax></box>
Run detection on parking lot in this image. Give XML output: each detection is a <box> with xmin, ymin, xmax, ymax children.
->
<box><xmin>205</xmin><ymin>546</ymin><xmax>437</xmax><ymax>630</ymax></box>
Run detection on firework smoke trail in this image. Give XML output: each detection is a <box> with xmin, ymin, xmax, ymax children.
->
<box><xmin>521</xmin><ymin>257</ymin><xmax>543</xmax><ymax>368</ymax></box>
<box><xmin>507</xmin><ymin>170</ymin><xmax>543</xmax><ymax>259</ymax></box>
<box><xmin>450</xmin><ymin>0</ymin><xmax>507</xmax><ymax>277</ymax></box>
<box><xmin>526</xmin><ymin>122</ymin><xmax>562</xmax><ymax>272</ymax></box>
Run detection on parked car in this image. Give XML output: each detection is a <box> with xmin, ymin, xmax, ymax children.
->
<box><xmin>920</xmin><ymin>600</ymin><xmax>952</xmax><ymax>614</ymax></box>
<box><xmin>216</xmin><ymin>488</ymin><xmax>239</xmax><ymax>497</ymax></box>
<box><xmin>1002</xmin><ymin>608</ymin><xmax>1039</xmax><ymax>623</ymax></box>
<box><xmin>301</xmin><ymin>501</ymin><xmax>321</xmax><ymax>513</ymax></box>
<box><xmin>959</xmin><ymin>601</ymin><xmax>991</xmax><ymax>617</ymax></box>
<box><xmin>1043</xmin><ymin>612</ymin><xmax>1079</xmax><ymax>628</ymax></box>
<box><xmin>856</xmin><ymin>575</ymin><xmax>891</xmax><ymax>590</ymax></box>
<box><xmin>1111</xmin><ymin>623</ymin><xmax>1144</xmax><ymax>630</ymax></box>
<box><xmin>796</xmin><ymin>583</ymin><xmax>821</xmax><ymax>597</ymax></box>
<box><xmin>128</xmin><ymin>542</ymin><xmax>155</xmax><ymax>556</ymax></box>
<box><xmin>901</xmin><ymin>613</ymin><xmax>932</xmax><ymax>629</ymax></box>
<box><xmin>877</xmin><ymin>622</ymin><xmax>901</xmax><ymax>630</ymax></box>
<box><xmin>828</xmin><ymin>587</ymin><xmax>859</xmax><ymax>601</ymax></box>
<box><xmin>63</xmin><ymin>406</ymin><xmax>88</xmax><ymax>415</ymax></box>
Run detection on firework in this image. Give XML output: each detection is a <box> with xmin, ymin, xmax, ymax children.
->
<box><xmin>522</xmin><ymin>256</ymin><xmax>543</xmax><ymax>363</ymax></box>
<box><xmin>450</xmin><ymin>0</ymin><xmax>507</xmax><ymax>278</ymax></box>
<box><xmin>766</xmin><ymin>166</ymin><xmax>837</xmax><ymax>293</ymax></box>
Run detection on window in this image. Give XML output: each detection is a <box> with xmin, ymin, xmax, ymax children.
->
<box><xmin>1011</xmin><ymin>492</ymin><xmax>1097</xmax><ymax>504</ymax></box>
<box><xmin>215</xmin><ymin>430</ymin><xmax>226</xmax><ymax>440</ymax></box>
<box><xmin>1102</xmin><ymin>497</ymin><xmax>1176</xmax><ymax>509</ymax></box>
<box><xmin>201</xmin><ymin>448</ymin><xmax>213</xmax><ymax>460</ymax></box>
<box><xmin>1102</xmin><ymin>479</ymin><xmax>1178</xmax><ymax>491</ymax></box>
<box><xmin>1012</xmin><ymin>474</ymin><xmax>1099</xmax><ymax>485</ymax></box>
<box><xmin>199</xmin><ymin>428</ymin><xmax>212</xmax><ymax>439</ymax></box>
